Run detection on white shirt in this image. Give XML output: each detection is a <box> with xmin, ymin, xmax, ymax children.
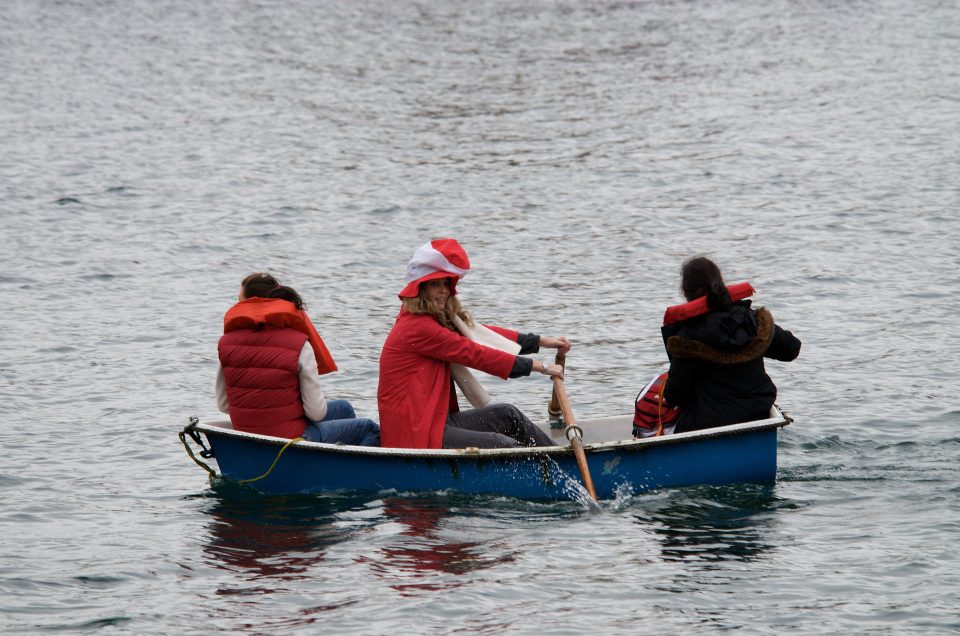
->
<box><xmin>216</xmin><ymin>341</ymin><xmax>328</xmax><ymax>421</ymax></box>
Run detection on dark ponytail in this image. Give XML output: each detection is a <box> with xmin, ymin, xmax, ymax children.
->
<box><xmin>680</xmin><ymin>256</ymin><xmax>731</xmax><ymax>310</ymax></box>
<box><xmin>706</xmin><ymin>278</ymin><xmax>731</xmax><ymax>310</ymax></box>
<box><xmin>240</xmin><ymin>272</ymin><xmax>306</xmax><ymax>310</ymax></box>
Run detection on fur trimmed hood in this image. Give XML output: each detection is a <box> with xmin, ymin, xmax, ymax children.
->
<box><xmin>667</xmin><ymin>307</ymin><xmax>775</xmax><ymax>364</ymax></box>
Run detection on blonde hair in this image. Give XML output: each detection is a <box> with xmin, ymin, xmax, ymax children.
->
<box><xmin>402</xmin><ymin>287</ymin><xmax>474</xmax><ymax>330</ymax></box>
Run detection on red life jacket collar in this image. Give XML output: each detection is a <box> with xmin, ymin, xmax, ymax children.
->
<box><xmin>662</xmin><ymin>282</ymin><xmax>755</xmax><ymax>326</ymax></box>
<box><xmin>223</xmin><ymin>297</ymin><xmax>338</xmax><ymax>375</ymax></box>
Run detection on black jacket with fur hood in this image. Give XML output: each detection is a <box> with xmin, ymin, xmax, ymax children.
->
<box><xmin>661</xmin><ymin>300</ymin><xmax>801</xmax><ymax>433</ymax></box>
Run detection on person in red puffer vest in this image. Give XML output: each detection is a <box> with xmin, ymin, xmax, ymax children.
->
<box><xmin>216</xmin><ymin>273</ymin><xmax>379</xmax><ymax>446</ymax></box>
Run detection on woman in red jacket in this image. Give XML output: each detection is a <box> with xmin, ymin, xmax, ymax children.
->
<box><xmin>378</xmin><ymin>239</ymin><xmax>569</xmax><ymax>449</ymax></box>
<box><xmin>216</xmin><ymin>273</ymin><xmax>380</xmax><ymax>446</ymax></box>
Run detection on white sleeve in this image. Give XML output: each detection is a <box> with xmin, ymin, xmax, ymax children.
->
<box><xmin>298</xmin><ymin>342</ymin><xmax>328</xmax><ymax>421</ymax></box>
<box><xmin>215</xmin><ymin>364</ymin><xmax>229</xmax><ymax>413</ymax></box>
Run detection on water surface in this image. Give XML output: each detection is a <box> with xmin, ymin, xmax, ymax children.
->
<box><xmin>1</xmin><ymin>0</ymin><xmax>958</xmax><ymax>633</ymax></box>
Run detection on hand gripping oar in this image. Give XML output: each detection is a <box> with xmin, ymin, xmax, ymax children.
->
<box><xmin>550</xmin><ymin>374</ymin><xmax>598</xmax><ymax>502</ymax></box>
<box><xmin>547</xmin><ymin>352</ymin><xmax>565</xmax><ymax>426</ymax></box>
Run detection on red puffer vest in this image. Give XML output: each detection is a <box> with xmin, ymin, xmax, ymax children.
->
<box><xmin>218</xmin><ymin>327</ymin><xmax>309</xmax><ymax>438</ymax></box>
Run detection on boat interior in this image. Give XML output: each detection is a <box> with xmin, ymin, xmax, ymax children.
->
<box><xmin>199</xmin><ymin>414</ymin><xmax>632</xmax><ymax>446</ymax></box>
<box><xmin>200</xmin><ymin>405</ymin><xmax>785</xmax><ymax>449</ymax></box>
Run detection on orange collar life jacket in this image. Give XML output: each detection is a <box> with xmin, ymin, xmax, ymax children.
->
<box><xmin>662</xmin><ymin>282</ymin><xmax>755</xmax><ymax>326</ymax></box>
<box><xmin>223</xmin><ymin>297</ymin><xmax>338</xmax><ymax>375</ymax></box>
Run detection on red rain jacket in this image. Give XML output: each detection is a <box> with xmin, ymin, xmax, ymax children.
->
<box><xmin>378</xmin><ymin>310</ymin><xmax>518</xmax><ymax>449</ymax></box>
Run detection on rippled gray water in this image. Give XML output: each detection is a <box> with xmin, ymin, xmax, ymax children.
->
<box><xmin>2</xmin><ymin>0</ymin><xmax>959</xmax><ymax>633</ymax></box>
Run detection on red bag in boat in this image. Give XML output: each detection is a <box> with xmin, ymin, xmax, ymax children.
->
<box><xmin>633</xmin><ymin>372</ymin><xmax>681</xmax><ymax>438</ymax></box>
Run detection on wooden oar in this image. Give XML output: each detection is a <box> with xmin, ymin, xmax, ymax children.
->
<box><xmin>550</xmin><ymin>374</ymin><xmax>598</xmax><ymax>502</ymax></box>
<box><xmin>546</xmin><ymin>351</ymin><xmax>566</xmax><ymax>425</ymax></box>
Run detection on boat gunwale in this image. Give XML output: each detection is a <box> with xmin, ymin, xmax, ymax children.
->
<box><xmin>191</xmin><ymin>410</ymin><xmax>790</xmax><ymax>461</ymax></box>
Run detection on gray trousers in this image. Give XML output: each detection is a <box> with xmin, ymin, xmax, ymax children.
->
<box><xmin>442</xmin><ymin>403</ymin><xmax>555</xmax><ymax>449</ymax></box>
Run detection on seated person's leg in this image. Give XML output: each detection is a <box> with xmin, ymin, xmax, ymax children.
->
<box><xmin>445</xmin><ymin>404</ymin><xmax>554</xmax><ymax>447</ymax></box>
<box><xmin>485</xmin><ymin>403</ymin><xmax>555</xmax><ymax>447</ymax></box>
<box><xmin>303</xmin><ymin>416</ymin><xmax>380</xmax><ymax>446</ymax></box>
<box><xmin>442</xmin><ymin>420</ymin><xmax>522</xmax><ymax>449</ymax></box>
<box><xmin>321</xmin><ymin>399</ymin><xmax>356</xmax><ymax>421</ymax></box>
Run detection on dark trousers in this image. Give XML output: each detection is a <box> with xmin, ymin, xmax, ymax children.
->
<box><xmin>442</xmin><ymin>403</ymin><xmax>555</xmax><ymax>449</ymax></box>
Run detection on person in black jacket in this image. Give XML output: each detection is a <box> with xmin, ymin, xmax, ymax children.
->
<box><xmin>662</xmin><ymin>256</ymin><xmax>801</xmax><ymax>433</ymax></box>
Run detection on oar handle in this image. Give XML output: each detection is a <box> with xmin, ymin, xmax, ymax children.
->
<box><xmin>547</xmin><ymin>352</ymin><xmax>567</xmax><ymax>422</ymax></box>
<box><xmin>551</xmin><ymin>375</ymin><xmax>576</xmax><ymax>427</ymax></box>
<box><xmin>551</xmin><ymin>376</ymin><xmax>597</xmax><ymax>501</ymax></box>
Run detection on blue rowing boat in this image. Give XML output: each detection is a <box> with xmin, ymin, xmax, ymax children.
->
<box><xmin>180</xmin><ymin>406</ymin><xmax>792</xmax><ymax>501</ymax></box>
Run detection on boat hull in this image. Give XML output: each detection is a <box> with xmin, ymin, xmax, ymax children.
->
<box><xmin>189</xmin><ymin>412</ymin><xmax>789</xmax><ymax>500</ymax></box>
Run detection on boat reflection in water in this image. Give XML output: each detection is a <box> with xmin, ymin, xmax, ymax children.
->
<box><xmin>198</xmin><ymin>487</ymin><xmax>517</xmax><ymax>599</ymax></box>
<box><xmin>635</xmin><ymin>483</ymin><xmax>793</xmax><ymax>564</ymax></box>
<box><xmin>200</xmin><ymin>485</ymin><xmax>372</xmax><ymax>584</ymax></box>
<box><xmin>359</xmin><ymin>496</ymin><xmax>517</xmax><ymax>596</ymax></box>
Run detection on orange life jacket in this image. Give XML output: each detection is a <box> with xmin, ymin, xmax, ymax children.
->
<box><xmin>223</xmin><ymin>297</ymin><xmax>338</xmax><ymax>374</ymax></box>
<box><xmin>662</xmin><ymin>282</ymin><xmax>755</xmax><ymax>326</ymax></box>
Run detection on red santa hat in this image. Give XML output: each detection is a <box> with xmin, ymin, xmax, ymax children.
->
<box><xmin>398</xmin><ymin>238</ymin><xmax>471</xmax><ymax>298</ymax></box>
